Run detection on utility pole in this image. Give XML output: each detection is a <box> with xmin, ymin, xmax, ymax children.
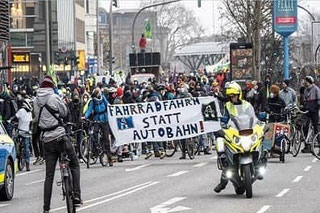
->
<box><xmin>96</xmin><ymin>0</ymin><xmax>100</xmax><ymax>75</ymax></box>
<box><xmin>109</xmin><ymin>0</ymin><xmax>113</xmax><ymax>75</ymax></box>
<box><xmin>45</xmin><ymin>0</ymin><xmax>51</xmax><ymax>72</ymax></box>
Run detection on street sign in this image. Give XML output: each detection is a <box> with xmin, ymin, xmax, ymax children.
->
<box><xmin>12</xmin><ymin>52</ymin><xmax>30</xmax><ymax>63</ymax></box>
<box><xmin>88</xmin><ymin>58</ymin><xmax>97</xmax><ymax>74</ymax></box>
<box><xmin>77</xmin><ymin>50</ymin><xmax>86</xmax><ymax>71</ymax></box>
<box><xmin>273</xmin><ymin>0</ymin><xmax>298</xmax><ymax>36</ymax></box>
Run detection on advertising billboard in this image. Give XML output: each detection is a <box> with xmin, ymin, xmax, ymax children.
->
<box><xmin>230</xmin><ymin>43</ymin><xmax>254</xmax><ymax>81</ymax></box>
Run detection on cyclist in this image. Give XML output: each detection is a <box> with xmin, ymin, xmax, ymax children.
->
<box><xmin>84</xmin><ymin>87</ymin><xmax>113</xmax><ymax>166</ymax></box>
<box><xmin>280</xmin><ymin>79</ymin><xmax>297</xmax><ymax>107</ymax></box>
<box><xmin>33</xmin><ymin>76</ymin><xmax>81</xmax><ymax>213</ymax></box>
<box><xmin>301</xmin><ymin>76</ymin><xmax>320</xmax><ymax>153</ymax></box>
<box><xmin>266</xmin><ymin>85</ymin><xmax>286</xmax><ymax>123</ymax></box>
<box><xmin>214</xmin><ymin>81</ymin><xmax>256</xmax><ymax>193</ymax></box>
<box><xmin>15</xmin><ymin>100</ymin><xmax>33</xmax><ymax>171</ymax></box>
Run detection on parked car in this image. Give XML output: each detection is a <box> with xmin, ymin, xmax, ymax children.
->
<box><xmin>0</xmin><ymin>122</ymin><xmax>16</xmax><ymax>200</ymax></box>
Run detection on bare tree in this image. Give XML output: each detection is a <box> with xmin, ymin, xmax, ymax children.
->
<box><xmin>220</xmin><ymin>0</ymin><xmax>272</xmax><ymax>81</ymax></box>
<box><xmin>141</xmin><ymin>0</ymin><xmax>204</xmax><ymax>68</ymax></box>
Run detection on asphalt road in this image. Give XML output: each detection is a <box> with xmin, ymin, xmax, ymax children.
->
<box><xmin>0</xmin><ymin>151</ymin><xmax>319</xmax><ymax>213</ymax></box>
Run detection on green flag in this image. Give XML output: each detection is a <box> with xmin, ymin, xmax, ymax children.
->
<box><xmin>145</xmin><ymin>20</ymin><xmax>152</xmax><ymax>39</ymax></box>
<box><xmin>48</xmin><ymin>65</ymin><xmax>58</xmax><ymax>86</ymax></box>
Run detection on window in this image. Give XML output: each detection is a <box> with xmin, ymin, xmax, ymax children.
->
<box><xmin>10</xmin><ymin>0</ymin><xmax>37</xmax><ymax>29</ymax></box>
<box><xmin>10</xmin><ymin>31</ymin><xmax>34</xmax><ymax>47</ymax></box>
<box><xmin>86</xmin><ymin>0</ymin><xmax>89</xmax><ymax>14</ymax></box>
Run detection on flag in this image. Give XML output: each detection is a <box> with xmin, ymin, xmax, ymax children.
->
<box><xmin>145</xmin><ymin>20</ymin><xmax>152</xmax><ymax>39</ymax></box>
<box><xmin>48</xmin><ymin>65</ymin><xmax>58</xmax><ymax>86</ymax></box>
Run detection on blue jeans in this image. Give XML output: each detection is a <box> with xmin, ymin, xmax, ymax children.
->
<box><xmin>20</xmin><ymin>136</ymin><xmax>31</xmax><ymax>164</ymax></box>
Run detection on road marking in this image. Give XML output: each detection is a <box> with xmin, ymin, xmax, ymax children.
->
<box><xmin>0</xmin><ymin>204</ymin><xmax>10</xmax><ymax>208</ymax></box>
<box><xmin>16</xmin><ymin>169</ymin><xmax>42</xmax><ymax>177</ymax></box>
<box><xmin>276</xmin><ymin>189</ymin><xmax>290</xmax><ymax>198</ymax></box>
<box><xmin>167</xmin><ymin>171</ymin><xmax>189</xmax><ymax>177</ymax></box>
<box><xmin>312</xmin><ymin>158</ymin><xmax>318</xmax><ymax>163</ymax></box>
<box><xmin>25</xmin><ymin>179</ymin><xmax>45</xmax><ymax>186</ymax></box>
<box><xmin>256</xmin><ymin>205</ymin><xmax>271</xmax><ymax>213</ymax></box>
<box><xmin>50</xmin><ymin>181</ymin><xmax>155</xmax><ymax>212</ymax></box>
<box><xmin>77</xmin><ymin>181</ymin><xmax>159</xmax><ymax>211</ymax></box>
<box><xmin>125</xmin><ymin>164</ymin><xmax>151</xmax><ymax>172</ymax></box>
<box><xmin>210</xmin><ymin>156</ymin><xmax>218</xmax><ymax>160</ymax></box>
<box><xmin>304</xmin><ymin>165</ymin><xmax>312</xmax><ymax>172</ymax></box>
<box><xmin>168</xmin><ymin>206</ymin><xmax>191</xmax><ymax>212</ymax></box>
<box><xmin>193</xmin><ymin>162</ymin><xmax>208</xmax><ymax>168</ymax></box>
<box><xmin>292</xmin><ymin>176</ymin><xmax>303</xmax><ymax>183</ymax></box>
<box><xmin>151</xmin><ymin>197</ymin><xmax>190</xmax><ymax>213</ymax></box>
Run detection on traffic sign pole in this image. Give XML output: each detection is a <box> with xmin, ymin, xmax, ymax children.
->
<box><xmin>284</xmin><ymin>36</ymin><xmax>290</xmax><ymax>80</ymax></box>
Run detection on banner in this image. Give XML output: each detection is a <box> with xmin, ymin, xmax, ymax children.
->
<box><xmin>145</xmin><ymin>20</ymin><xmax>152</xmax><ymax>39</ymax></box>
<box><xmin>108</xmin><ymin>97</ymin><xmax>222</xmax><ymax>146</ymax></box>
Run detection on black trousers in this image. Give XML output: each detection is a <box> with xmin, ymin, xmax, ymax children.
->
<box><xmin>32</xmin><ymin>128</ymin><xmax>43</xmax><ymax>158</ymax></box>
<box><xmin>303</xmin><ymin>111</ymin><xmax>319</xmax><ymax>139</ymax></box>
<box><xmin>94</xmin><ymin>122</ymin><xmax>112</xmax><ymax>158</ymax></box>
<box><xmin>43</xmin><ymin>136</ymin><xmax>81</xmax><ymax>211</ymax></box>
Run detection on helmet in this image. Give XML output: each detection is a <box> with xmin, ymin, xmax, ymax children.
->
<box><xmin>225</xmin><ymin>81</ymin><xmax>242</xmax><ymax>97</ymax></box>
<box><xmin>305</xmin><ymin>76</ymin><xmax>314</xmax><ymax>84</ymax></box>
<box><xmin>22</xmin><ymin>100</ymin><xmax>32</xmax><ymax>112</ymax></box>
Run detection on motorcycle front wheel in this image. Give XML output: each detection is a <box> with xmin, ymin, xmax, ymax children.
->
<box><xmin>243</xmin><ymin>165</ymin><xmax>253</xmax><ymax>198</ymax></box>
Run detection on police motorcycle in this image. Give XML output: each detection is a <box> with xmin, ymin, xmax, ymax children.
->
<box><xmin>217</xmin><ymin>112</ymin><xmax>269</xmax><ymax>198</ymax></box>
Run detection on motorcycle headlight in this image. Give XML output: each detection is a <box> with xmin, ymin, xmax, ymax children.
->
<box><xmin>240</xmin><ymin>136</ymin><xmax>253</xmax><ymax>151</ymax></box>
<box><xmin>234</xmin><ymin>136</ymin><xmax>240</xmax><ymax>145</ymax></box>
<box><xmin>251</xmin><ymin>133</ymin><xmax>258</xmax><ymax>143</ymax></box>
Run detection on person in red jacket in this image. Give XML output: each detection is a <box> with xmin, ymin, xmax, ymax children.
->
<box><xmin>139</xmin><ymin>33</ymin><xmax>147</xmax><ymax>53</ymax></box>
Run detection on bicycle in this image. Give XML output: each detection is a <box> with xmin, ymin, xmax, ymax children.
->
<box><xmin>11</xmin><ymin>122</ymin><xmax>28</xmax><ymax>171</ymax></box>
<box><xmin>82</xmin><ymin>119</ymin><xmax>108</xmax><ymax>168</ymax></box>
<box><xmin>66</xmin><ymin>123</ymin><xmax>87</xmax><ymax>164</ymax></box>
<box><xmin>164</xmin><ymin>137</ymin><xmax>198</xmax><ymax>160</ymax></box>
<box><xmin>56</xmin><ymin>140</ymin><xmax>76</xmax><ymax>213</ymax></box>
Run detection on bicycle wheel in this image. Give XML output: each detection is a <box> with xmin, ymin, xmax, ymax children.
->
<box><xmin>291</xmin><ymin>128</ymin><xmax>302</xmax><ymax>157</ymax></box>
<box><xmin>193</xmin><ymin>138</ymin><xmax>201</xmax><ymax>155</ymax></box>
<box><xmin>280</xmin><ymin>138</ymin><xmax>286</xmax><ymax>163</ymax></box>
<box><xmin>311</xmin><ymin>133</ymin><xmax>320</xmax><ymax>160</ymax></box>
<box><xmin>165</xmin><ymin>140</ymin><xmax>177</xmax><ymax>157</ymax></box>
<box><xmin>186</xmin><ymin>138</ymin><xmax>195</xmax><ymax>160</ymax></box>
<box><xmin>79</xmin><ymin>134</ymin><xmax>88</xmax><ymax>164</ymax></box>
<box><xmin>64</xmin><ymin>176</ymin><xmax>75</xmax><ymax>213</ymax></box>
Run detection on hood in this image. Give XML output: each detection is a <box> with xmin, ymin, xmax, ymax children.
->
<box><xmin>36</xmin><ymin>88</ymin><xmax>54</xmax><ymax>107</ymax></box>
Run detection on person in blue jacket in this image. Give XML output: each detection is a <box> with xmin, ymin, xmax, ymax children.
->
<box><xmin>84</xmin><ymin>88</ymin><xmax>113</xmax><ymax>166</ymax></box>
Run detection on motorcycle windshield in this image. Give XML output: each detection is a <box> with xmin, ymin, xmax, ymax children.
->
<box><xmin>229</xmin><ymin>108</ymin><xmax>258</xmax><ymax>131</ymax></box>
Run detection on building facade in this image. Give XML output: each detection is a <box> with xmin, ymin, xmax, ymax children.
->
<box><xmin>0</xmin><ymin>0</ymin><xmax>10</xmax><ymax>83</ymax></box>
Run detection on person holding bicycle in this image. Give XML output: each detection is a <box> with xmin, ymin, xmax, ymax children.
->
<box><xmin>84</xmin><ymin>87</ymin><xmax>113</xmax><ymax>166</ymax></box>
<box><xmin>301</xmin><ymin>76</ymin><xmax>320</xmax><ymax>153</ymax></box>
<box><xmin>15</xmin><ymin>100</ymin><xmax>33</xmax><ymax>171</ymax></box>
<box><xmin>33</xmin><ymin>76</ymin><xmax>82</xmax><ymax>213</ymax></box>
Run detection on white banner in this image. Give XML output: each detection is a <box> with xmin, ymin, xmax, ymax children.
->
<box><xmin>108</xmin><ymin>97</ymin><xmax>222</xmax><ymax>146</ymax></box>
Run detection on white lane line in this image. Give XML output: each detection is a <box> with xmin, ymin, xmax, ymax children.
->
<box><xmin>151</xmin><ymin>197</ymin><xmax>186</xmax><ymax>212</ymax></box>
<box><xmin>25</xmin><ymin>179</ymin><xmax>45</xmax><ymax>186</ymax></box>
<box><xmin>193</xmin><ymin>162</ymin><xmax>208</xmax><ymax>168</ymax></box>
<box><xmin>312</xmin><ymin>158</ymin><xmax>318</xmax><ymax>163</ymax></box>
<box><xmin>256</xmin><ymin>205</ymin><xmax>271</xmax><ymax>213</ymax></box>
<box><xmin>0</xmin><ymin>204</ymin><xmax>10</xmax><ymax>208</ymax></box>
<box><xmin>16</xmin><ymin>169</ymin><xmax>42</xmax><ymax>177</ymax></box>
<box><xmin>168</xmin><ymin>206</ymin><xmax>191</xmax><ymax>212</ymax></box>
<box><xmin>276</xmin><ymin>189</ymin><xmax>290</xmax><ymax>198</ymax></box>
<box><xmin>292</xmin><ymin>176</ymin><xmax>303</xmax><ymax>183</ymax></box>
<box><xmin>125</xmin><ymin>164</ymin><xmax>151</xmax><ymax>172</ymax></box>
<box><xmin>77</xmin><ymin>181</ymin><xmax>159</xmax><ymax>211</ymax></box>
<box><xmin>304</xmin><ymin>165</ymin><xmax>312</xmax><ymax>172</ymax></box>
<box><xmin>167</xmin><ymin>171</ymin><xmax>189</xmax><ymax>177</ymax></box>
<box><xmin>210</xmin><ymin>156</ymin><xmax>217</xmax><ymax>160</ymax></box>
<box><xmin>50</xmin><ymin>181</ymin><xmax>154</xmax><ymax>212</ymax></box>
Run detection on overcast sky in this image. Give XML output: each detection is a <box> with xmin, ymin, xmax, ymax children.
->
<box><xmin>101</xmin><ymin>0</ymin><xmax>320</xmax><ymax>35</ymax></box>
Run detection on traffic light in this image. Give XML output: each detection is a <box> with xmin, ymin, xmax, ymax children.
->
<box><xmin>75</xmin><ymin>56</ymin><xmax>80</xmax><ymax>66</ymax></box>
<box><xmin>198</xmin><ymin>0</ymin><xmax>201</xmax><ymax>7</ymax></box>
<box><xmin>112</xmin><ymin>56</ymin><xmax>115</xmax><ymax>64</ymax></box>
<box><xmin>112</xmin><ymin>0</ymin><xmax>118</xmax><ymax>7</ymax></box>
<box><xmin>64</xmin><ymin>56</ymin><xmax>70</xmax><ymax>66</ymax></box>
<box><xmin>54</xmin><ymin>52</ymin><xmax>63</xmax><ymax>65</ymax></box>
